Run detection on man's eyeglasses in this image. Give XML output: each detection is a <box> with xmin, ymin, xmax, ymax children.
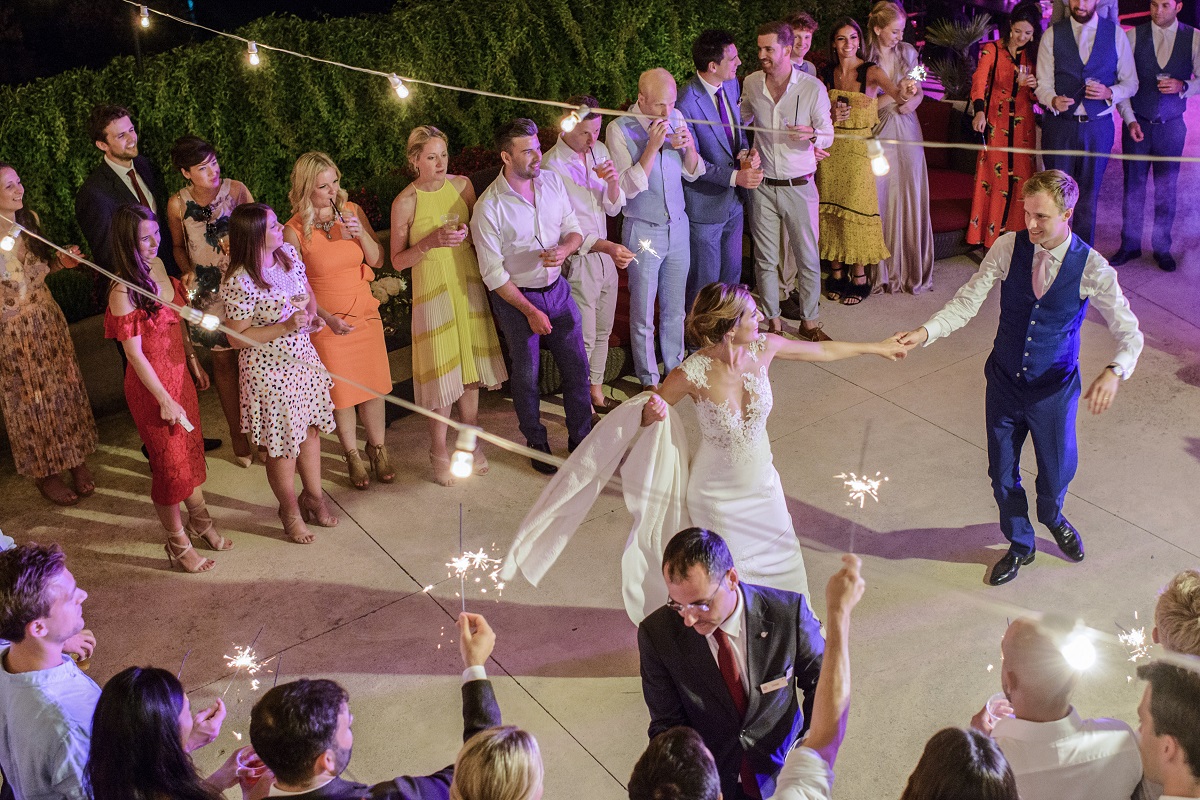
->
<box><xmin>665</xmin><ymin>570</ymin><xmax>730</xmax><ymax>615</ymax></box>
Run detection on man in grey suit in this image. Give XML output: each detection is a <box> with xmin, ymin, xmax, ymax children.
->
<box><xmin>678</xmin><ymin>30</ymin><xmax>764</xmax><ymax>313</ymax></box>
<box><xmin>638</xmin><ymin>528</ymin><xmax>824</xmax><ymax>800</ymax></box>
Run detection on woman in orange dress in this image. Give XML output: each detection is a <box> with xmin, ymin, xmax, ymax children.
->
<box><xmin>967</xmin><ymin>4</ymin><xmax>1042</xmax><ymax>247</ymax></box>
<box><xmin>284</xmin><ymin>152</ymin><xmax>392</xmax><ymax>491</ymax></box>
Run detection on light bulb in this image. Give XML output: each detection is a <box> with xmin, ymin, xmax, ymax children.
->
<box><xmin>389</xmin><ymin>74</ymin><xmax>409</xmax><ymax>99</ymax></box>
<box><xmin>866</xmin><ymin>138</ymin><xmax>890</xmax><ymax>176</ymax></box>
<box><xmin>0</xmin><ymin>224</ymin><xmax>21</xmax><ymax>252</ymax></box>
<box><xmin>450</xmin><ymin>427</ymin><xmax>478</xmax><ymax>478</ymax></box>
<box><xmin>200</xmin><ymin>313</ymin><xmax>221</xmax><ymax>331</ymax></box>
<box><xmin>247</xmin><ymin>42</ymin><xmax>260</xmax><ymax>66</ymax></box>
<box><xmin>560</xmin><ymin>112</ymin><xmax>580</xmax><ymax>133</ymax></box>
<box><xmin>1061</xmin><ymin>631</ymin><xmax>1097</xmax><ymax>671</ymax></box>
<box><xmin>139</xmin><ymin>6</ymin><xmax>150</xmax><ymax>27</ymax></box>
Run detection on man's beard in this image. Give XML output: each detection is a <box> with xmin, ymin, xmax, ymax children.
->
<box><xmin>332</xmin><ymin>745</ymin><xmax>352</xmax><ymax>777</ymax></box>
<box><xmin>1070</xmin><ymin>6</ymin><xmax>1096</xmax><ymax>23</ymax></box>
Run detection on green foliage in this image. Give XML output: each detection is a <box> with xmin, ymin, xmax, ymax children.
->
<box><xmin>44</xmin><ymin>267</ymin><xmax>102</xmax><ymax>323</ymax></box>
<box><xmin>1</xmin><ymin>0</ymin><xmax>872</xmax><ymax>248</ymax></box>
<box><xmin>924</xmin><ymin>14</ymin><xmax>994</xmax><ymax>100</ymax></box>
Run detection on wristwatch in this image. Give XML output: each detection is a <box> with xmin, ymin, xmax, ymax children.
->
<box><xmin>1106</xmin><ymin>363</ymin><xmax>1125</xmax><ymax>379</ymax></box>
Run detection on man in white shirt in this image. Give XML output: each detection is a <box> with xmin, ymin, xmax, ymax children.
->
<box><xmin>970</xmin><ymin>618</ymin><xmax>1143</xmax><ymax>800</ymax></box>
<box><xmin>629</xmin><ymin>554</ymin><xmax>865</xmax><ymax>800</ymax></box>
<box><xmin>471</xmin><ymin>118</ymin><xmax>592</xmax><ymax>473</ymax></box>
<box><xmin>607</xmin><ymin>69</ymin><xmax>705</xmax><ymax>389</ymax></box>
<box><xmin>1036</xmin><ymin>0</ymin><xmax>1138</xmax><ymax>245</ymax></box>
<box><xmin>741</xmin><ymin>21</ymin><xmax>835</xmax><ymax>342</ymax></box>
<box><xmin>1136</xmin><ymin>660</ymin><xmax>1200</xmax><ymax>800</ymax></box>
<box><xmin>1112</xmin><ymin>0</ymin><xmax>1200</xmax><ymax>272</ymax></box>
<box><xmin>541</xmin><ymin>95</ymin><xmax>634</xmax><ymax>415</ymax></box>
<box><xmin>898</xmin><ymin>171</ymin><xmax>1143</xmax><ymax>585</ymax></box>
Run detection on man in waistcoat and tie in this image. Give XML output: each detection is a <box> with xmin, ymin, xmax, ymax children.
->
<box><xmin>1036</xmin><ymin>0</ymin><xmax>1138</xmax><ymax>246</ymax></box>
<box><xmin>1112</xmin><ymin>0</ymin><xmax>1200</xmax><ymax>272</ymax></box>
<box><xmin>677</xmin><ymin>30</ymin><xmax>763</xmax><ymax>313</ymax></box>
<box><xmin>898</xmin><ymin>171</ymin><xmax>1144</xmax><ymax>586</ymax></box>
<box><xmin>607</xmin><ymin>68</ymin><xmax>706</xmax><ymax>390</ymax></box>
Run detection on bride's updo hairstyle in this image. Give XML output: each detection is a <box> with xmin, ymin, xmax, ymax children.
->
<box><xmin>686</xmin><ymin>283</ymin><xmax>756</xmax><ymax>348</ymax></box>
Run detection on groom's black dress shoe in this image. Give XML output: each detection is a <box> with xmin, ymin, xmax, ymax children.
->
<box><xmin>1109</xmin><ymin>247</ymin><xmax>1141</xmax><ymax>266</ymax></box>
<box><xmin>1048</xmin><ymin>518</ymin><xmax>1085</xmax><ymax>562</ymax></box>
<box><xmin>989</xmin><ymin>549</ymin><xmax>1035</xmax><ymax>586</ymax></box>
<box><xmin>529</xmin><ymin>442</ymin><xmax>557</xmax><ymax>475</ymax></box>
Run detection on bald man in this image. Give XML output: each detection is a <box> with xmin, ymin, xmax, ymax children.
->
<box><xmin>607</xmin><ymin>68</ymin><xmax>706</xmax><ymax>390</ymax></box>
<box><xmin>971</xmin><ymin>618</ymin><xmax>1143</xmax><ymax>800</ymax></box>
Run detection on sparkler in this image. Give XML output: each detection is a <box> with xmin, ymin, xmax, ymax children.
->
<box><xmin>629</xmin><ymin>239</ymin><xmax>660</xmax><ymax>266</ymax></box>
<box><xmin>221</xmin><ymin>626</ymin><xmax>265</xmax><ymax>697</ymax></box>
<box><xmin>836</xmin><ymin>471</ymin><xmax>890</xmax><ymax>509</ymax></box>
<box><xmin>906</xmin><ymin>63</ymin><xmax>928</xmax><ymax>82</ymax></box>
<box><xmin>1116</xmin><ymin>611</ymin><xmax>1151</xmax><ymax>663</ymax></box>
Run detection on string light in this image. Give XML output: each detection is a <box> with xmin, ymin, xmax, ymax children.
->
<box><xmin>0</xmin><ymin>224</ymin><xmax>20</xmax><ymax>252</ymax></box>
<box><xmin>388</xmin><ymin>74</ymin><xmax>409</xmax><ymax>99</ymax></box>
<box><xmin>139</xmin><ymin>5</ymin><xmax>150</xmax><ymax>28</ymax></box>
<box><xmin>199</xmin><ymin>313</ymin><xmax>221</xmax><ymax>331</ymax></box>
<box><xmin>247</xmin><ymin>41</ymin><xmax>260</xmax><ymax>66</ymax></box>
<box><xmin>866</xmin><ymin>138</ymin><xmax>890</xmax><ymax>177</ymax></box>
<box><xmin>1061</xmin><ymin>628</ymin><xmax>1097</xmax><ymax>671</ymax></box>
<box><xmin>450</xmin><ymin>427</ymin><xmax>478</xmax><ymax>479</ymax></box>
<box><xmin>560</xmin><ymin>106</ymin><xmax>591</xmax><ymax>133</ymax></box>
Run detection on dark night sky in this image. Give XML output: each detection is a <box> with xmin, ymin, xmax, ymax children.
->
<box><xmin>1</xmin><ymin>0</ymin><xmax>396</xmax><ymax>86</ymax></box>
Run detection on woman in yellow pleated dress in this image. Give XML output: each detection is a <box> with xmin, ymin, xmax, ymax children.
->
<box><xmin>816</xmin><ymin>19</ymin><xmax>910</xmax><ymax>305</ymax></box>
<box><xmin>390</xmin><ymin>126</ymin><xmax>506</xmax><ymax>486</ymax></box>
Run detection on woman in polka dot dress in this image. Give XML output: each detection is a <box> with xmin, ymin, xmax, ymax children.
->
<box><xmin>220</xmin><ymin>203</ymin><xmax>338</xmax><ymax>544</ymax></box>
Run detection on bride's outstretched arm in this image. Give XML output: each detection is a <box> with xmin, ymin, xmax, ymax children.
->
<box><xmin>769</xmin><ymin>333</ymin><xmax>911</xmax><ymax>363</ymax></box>
<box><xmin>640</xmin><ymin>370</ymin><xmax>692</xmax><ymax>426</ymax></box>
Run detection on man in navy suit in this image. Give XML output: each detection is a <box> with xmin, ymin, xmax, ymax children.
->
<box><xmin>677</xmin><ymin>30</ymin><xmax>763</xmax><ymax>313</ymax></box>
<box><xmin>249</xmin><ymin>612</ymin><xmax>501</xmax><ymax>800</ymax></box>
<box><xmin>638</xmin><ymin>528</ymin><xmax>823</xmax><ymax>800</ymax></box>
<box><xmin>899</xmin><ymin>171</ymin><xmax>1143</xmax><ymax>586</ymax></box>
<box><xmin>74</xmin><ymin>104</ymin><xmax>178</xmax><ymax>276</ymax></box>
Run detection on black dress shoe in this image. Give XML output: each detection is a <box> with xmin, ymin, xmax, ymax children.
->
<box><xmin>203</xmin><ymin>437</ymin><xmax>222</xmax><ymax>452</ymax></box>
<box><xmin>779</xmin><ymin>293</ymin><xmax>805</xmax><ymax>321</ymax></box>
<box><xmin>529</xmin><ymin>442</ymin><xmax>557</xmax><ymax>475</ymax></box>
<box><xmin>1108</xmin><ymin>247</ymin><xmax>1141</xmax><ymax>267</ymax></box>
<box><xmin>988</xmin><ymin>549</ymin><xmax>1035</xmax><ymax>586</ymax></box>
<box><xmin>1154</xmin><ymin>252</ymin><xmax>1177</xmax><ymax>272</ymax></box>
<box><xmin>1048</xmin><ymin>518</ymin><xmax>1085</xmax><ymax>562</ymax></box>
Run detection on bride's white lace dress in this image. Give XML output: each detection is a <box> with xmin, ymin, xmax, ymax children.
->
<box><xmin>500</xmin><ymin>335</ymin><xmax>809</xmax><ymax>623</ymax></box>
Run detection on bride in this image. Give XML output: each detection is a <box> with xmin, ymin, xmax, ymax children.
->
<box><xmin>500</xmin><ymin>283</ymin><xmax>908</xmax><ymax>622</ymax></box>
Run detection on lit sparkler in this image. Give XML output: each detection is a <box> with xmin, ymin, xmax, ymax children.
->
<box><xmin>445</xmin><ymin>549</ymin><xmax>506</xmax><ymax>603</ymax></box>
<box><xmin>836</xmin><ymin>471</ymin><xmax>889</xmax><ymax>508</ymax></box>
<box><xmin>629</xmin><ymin>238</ymin><xmax>660</xmax><ymax>265</ymax></box>
<box><xmin>1116</xmin><ymin>617</ymin><xmax>1151</xmax><ymax>663</ymax></box>
<box><xmin>906</xmin><ymin>63</ymin><xmax>928</xmax><ymax>82</ymax></box>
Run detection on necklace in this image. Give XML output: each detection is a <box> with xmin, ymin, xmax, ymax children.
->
<box><xmin>314</xmin><ymin>217</ymin><xmax>336</xmax><ymax>240</ymax></box>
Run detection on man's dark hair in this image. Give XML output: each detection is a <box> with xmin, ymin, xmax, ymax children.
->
<box><xmin>786</xmin><ymin>11</ymin><xmax>819</xmax><ymax>32</ymax></box>
<box><xmin>757</xmin><ymin>21</ymin><xmax>795</xmax><ymax>48</ymax></box>
<box><xmin>692</xmin><ymin>30</ymin><xmax>737</xmax><ymax>73</ymax></box>
<box><xmin>250</xmin><ymin>679</ymin><xmax>350</xmax><ymax>786</ymax></box>
<box><xmin>494</xmin><ymin>118</ymin><xmax>539</xmax><ymax>154</ymax></box>
<box><xmin>88</xmin><ymin>104</ymin><xmax>133</xmax><ymax>146</ymax></box>
<box><xmin>0</xmin><ymin>543</ymin><xmax>67</xmax><ymax>643</ymax></box>
<box><xmin>1137</xmin><ymin>661</ymin><xmax>1200</xmax><ymax>778</ymax></box>
<box><xmin>628</xmin><ymin>727</ymin><xmax>720</xmax><ymax>800</ymax></box>
<box><xmin>565</xmin><ymin>95</ymin><xmax>600</xmax><ymax>110</ymax></box>
<box><xmin>662</xmin><ymin>528</ymin><xmax>734</xmax><ymax>584</ymax></box>
<box><xmin>900</xmin><ymin>728</ymin><xmax>1018</xmax><ymax>800</ymax></box>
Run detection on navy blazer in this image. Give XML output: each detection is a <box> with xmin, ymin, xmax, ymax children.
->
<box><xmin>74</xmin><ymin>155</ymin><xmax>178</xmax><ymax>277</ymax></box>
<box><xmin>677</xmin><ymin>74</ymin><xmax>746</xmax><ymax>224</ymax></box>
<box><xmin>267</xmin><ymin>679</ymin><xmax>502</xmax><ymax>800</ymax></box>
<box><xmin>638</xmin><ymin>582</ymin><xmax>824</xmax><ymax>799</ymax></box>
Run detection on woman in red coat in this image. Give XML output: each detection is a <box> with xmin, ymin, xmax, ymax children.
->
<box><xmin>967</xmin><ymin>3</ymin><xmax>1042</xmax><ymax>248</ymax></box>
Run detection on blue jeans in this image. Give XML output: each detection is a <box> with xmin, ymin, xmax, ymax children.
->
<box><xmin>623</xmin><ymin>218</ymin><xmax>689</xmax><ymax>386</ymax></box>
<box><xmin>1121</xmin><ymin>115</ymin><xmax>1186</xmax><ymax>255</ymax></box>
<box><xmin>489</xmin><ymin>279</ymin><xmax>593</xmax><ymax>448</ymax></box>
<box><xmin>686</xmin><ymin>206</ymin><xmax>745</xmax><ymax>313</ymax></box>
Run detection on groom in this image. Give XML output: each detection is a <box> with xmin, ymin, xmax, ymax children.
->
<box><xmin>638</xmin><ymin>528</ymin><xmax>823</xmax><ymax>800</ymax></box>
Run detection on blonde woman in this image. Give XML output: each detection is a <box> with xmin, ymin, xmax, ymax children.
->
<box><xmin>450</xmin><ymin>726</ymin><xmax>544</xmax><ymax>800</ymax></box>
<box><xmin>284</xmin><ymin>152</ymin><xmax>393</xmax><ymax>490</ymax></box>
<box><xmin>868</xmin><ymin>0</ymin><xmax>935</xmax><ymax>294</ymax></box>
<box><xmin>390</xmin><ymin>126</ymin><xmax>506</xmax><ymax>486</ymax></box>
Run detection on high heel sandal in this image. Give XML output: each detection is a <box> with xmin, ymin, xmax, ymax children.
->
<box><xmin>344</xmin><ymin>449</ymin><xmax>370</xmax><ymax>490</ymax></box>
<box><xmin>36</xmin><ymin>475</ymin><xmax>79</xmax><ymax>507</ymax></box>
<box><xmin>233</xmin><ymin>435</ymin><xmax>254</xmax><ymax>468</ymax></box>
<box><xmin>298</xmin><ymin>491</ymin><xmax>339</xmax><ymax>527</ymax></box>
<box><xmin>184</xmin><ymin>504</ymin><xmax>233</xmax><ymax>551</ymax></box>
<box><xmin>472</xmin><ymin>445</ymin><xmax>489</xmax><ymax>476</ymax></box>
<box><xmin>430</xmin><ymin>453</ymin><xmax>456</xmax><ymax>487</ymax></box>
<box><xmin>278</xmin><ymin>509</ymin><xmax>315</xmax><ymax>544</ymax></box>
<box><xmin>841</xmin><ymin>273</ymin><xmax>871</xmax><ymax>306</ymax></box>
<box><xmin>165</xmin><ymin>533</ymin><xmax>216</xmax><ymax>573</ymax></box>
<box><xmin>824</xmin><ymin>269</ymin><xmax>847</xmax><ymax>302</ymax></box>
<box><xmin>366</xmin><ymin>444</ymin><xmax>395</xmax><ymax>483</ymax></box>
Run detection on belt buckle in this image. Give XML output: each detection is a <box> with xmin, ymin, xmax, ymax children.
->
<box><xmin>1077</xmin><ymin>113</ymin><xmax>1090</xmax><ymax>123</ymax></box>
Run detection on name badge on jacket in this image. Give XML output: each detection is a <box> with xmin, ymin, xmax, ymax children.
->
<box><xmin>760</xmin><ymin>668</ymin><xmax>793</xmax><ymax>694</ymax></box>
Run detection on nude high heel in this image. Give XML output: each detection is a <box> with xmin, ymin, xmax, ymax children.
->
<box><xmin>278</xmin><ymin>509</ymin><xmax>315</xmax><ymax>544</ymax></box>
<box><xmin>366</xmin><ymin>444</ymin><xmax>395</xmax><ymax>483</ymax></box>
<box><xmin>184</xmin><ymin>504</ymin><xmax>233</xmax><ymax>551</ymax></box>
<box><xmin>164</xmin><ymin>532</ymin><xmax>216</xmax><ymax>573</ymax></box>
<box><xmin>298</xmin><ymin>491</ymin><xmax>339</xmax><ymax>527</ymax></box>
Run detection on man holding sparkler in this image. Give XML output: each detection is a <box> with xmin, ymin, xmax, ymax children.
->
<box><xmin>898</xmin><ymin>170</ymin><xmax>1143</xmax><ymax>586</ymax></box>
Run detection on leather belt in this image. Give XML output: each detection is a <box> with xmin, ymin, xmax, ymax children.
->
<box><xmin>518</xmin><ymin>277</ymin><xmax>561</xmax><ymax>294</ymax></box>
<box><xmin>764</xmin><ymin>175</ymin><xmax>812</xmax><ymax>187</ymax></box>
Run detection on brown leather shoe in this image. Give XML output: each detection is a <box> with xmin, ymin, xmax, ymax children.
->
<box><xmin>795</xmin><ymin>323</ymin><xmax>832</xmax><ymax>343</ymax></box>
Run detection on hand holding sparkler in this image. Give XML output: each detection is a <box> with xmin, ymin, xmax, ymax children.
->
<box><xmin>458</xmin><ymin>612</ymin><xmax>496</xmax><ymax>669</ymax></box>
<box><xmin>629</xmin><ymin>238</ymin><xmax>660</xmax><ymax>266</ymax></box>
<box><xmin>185</xmin><ymin>697</ymin><xmax>226</xmax><ymax>753</ymax></box>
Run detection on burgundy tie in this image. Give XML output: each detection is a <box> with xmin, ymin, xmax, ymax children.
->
<box><xmin>1032</xmin><ymin>249</ymin><xmax>1051</xmax><ymax>299</ymax></box>
<box><xmin>715</xmin><ymin>87</ymin><xmax>736</xmax><ymax>152</ymax></box>
<box><xmin>714</xmin><ymin>629</ymin><xmax>760</xmax><ymax>799</ymax></box>
<box><xmin>127</xmin><ymin>168</ymin><xmax>151</xmax><ymax>209</ymax></box>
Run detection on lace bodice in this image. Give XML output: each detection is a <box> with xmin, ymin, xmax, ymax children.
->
<box><xmin>682</xmin><ymin>336</ymin><xmax>772</xmax><ymax>466</ymax></box>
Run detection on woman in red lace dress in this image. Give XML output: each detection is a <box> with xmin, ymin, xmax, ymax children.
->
<box><xmin>106</xmin><ymin>204</ymin><xmax>232</xmax><ymax>574</ymax></box>
<box><xmin>967</xmin><ymin>4</ymin><xmax>1042</xmax><ymax>247</ymax></box>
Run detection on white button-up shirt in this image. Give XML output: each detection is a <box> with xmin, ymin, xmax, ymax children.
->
<box><xmin>774</xmin><ymin>746</ymin><xmax>834</xmax><ymax>800</ymax></box>
<box><xmin>605</xmin><ymin>102</ymin><xmax>706</xmax><ymax>201</ymax></box>
<box><xmin>921</xmin><ymin>231</ymin><xmax>1144</xmax><ymax>377</ymax></box>
<box><xmin>540</xmin><ymin>137</ymin><xmax>625</xmax><ymax>256</ymax></box>
<box><xmin>992</xmin><ymin>707</ymin><xmax>1144</xmax><ymax>800</ymax></box>
<box><xmin>105</xmin><ymin>156</ymin><xmax>156</xmax><ymax>212</ymax></box>
<box><xmin>470</xmin><ymin>169</ymin><xmax>583</xmax><ymax>291</ymax></box>
<box><xmin>739</xmin><ymin>67</ymin><xmax>834</xmax><ymax>180</ymax></box>
<box><xmin>704</xmin><ymin>585</ymin><xmax>749</xmax><ymax>697</ymax></box>
<box><xmin>1117</xmin><ymin>20</ymin><xmax>1200</xmax><ymax>124</ymax></box>
<box><xmin>1036</xmin><ymin>15</ymin><xmax>1139</xmax><ymax>117</ymax></box>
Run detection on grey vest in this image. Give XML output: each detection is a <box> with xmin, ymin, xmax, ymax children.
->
<box><xmin>614</xmin><ymin>115</ymin><xmax>688</xmax><ymax>226</ymax></box>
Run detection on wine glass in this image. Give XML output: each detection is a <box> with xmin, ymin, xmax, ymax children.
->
<box><xmin>290</xmin><ymin>292</ymin><xmax>314</xmax><ymax>334</ymax></box>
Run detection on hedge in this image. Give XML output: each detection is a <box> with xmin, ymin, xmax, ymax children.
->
<box><xmin>0</xmin><ymin>0</ymin><xmax>870</xmax><ymax>248</ymax></box>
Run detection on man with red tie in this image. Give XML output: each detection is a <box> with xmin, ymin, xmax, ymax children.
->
<box><xmin>637</xmin><ymin>528</ymin><xmax>824</xmax><ymax>800</ymax></box>
<box><xmin>898</xmin><ymin>171</ymin><xmax>1143</xmax><ymax>586</ymax></box>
